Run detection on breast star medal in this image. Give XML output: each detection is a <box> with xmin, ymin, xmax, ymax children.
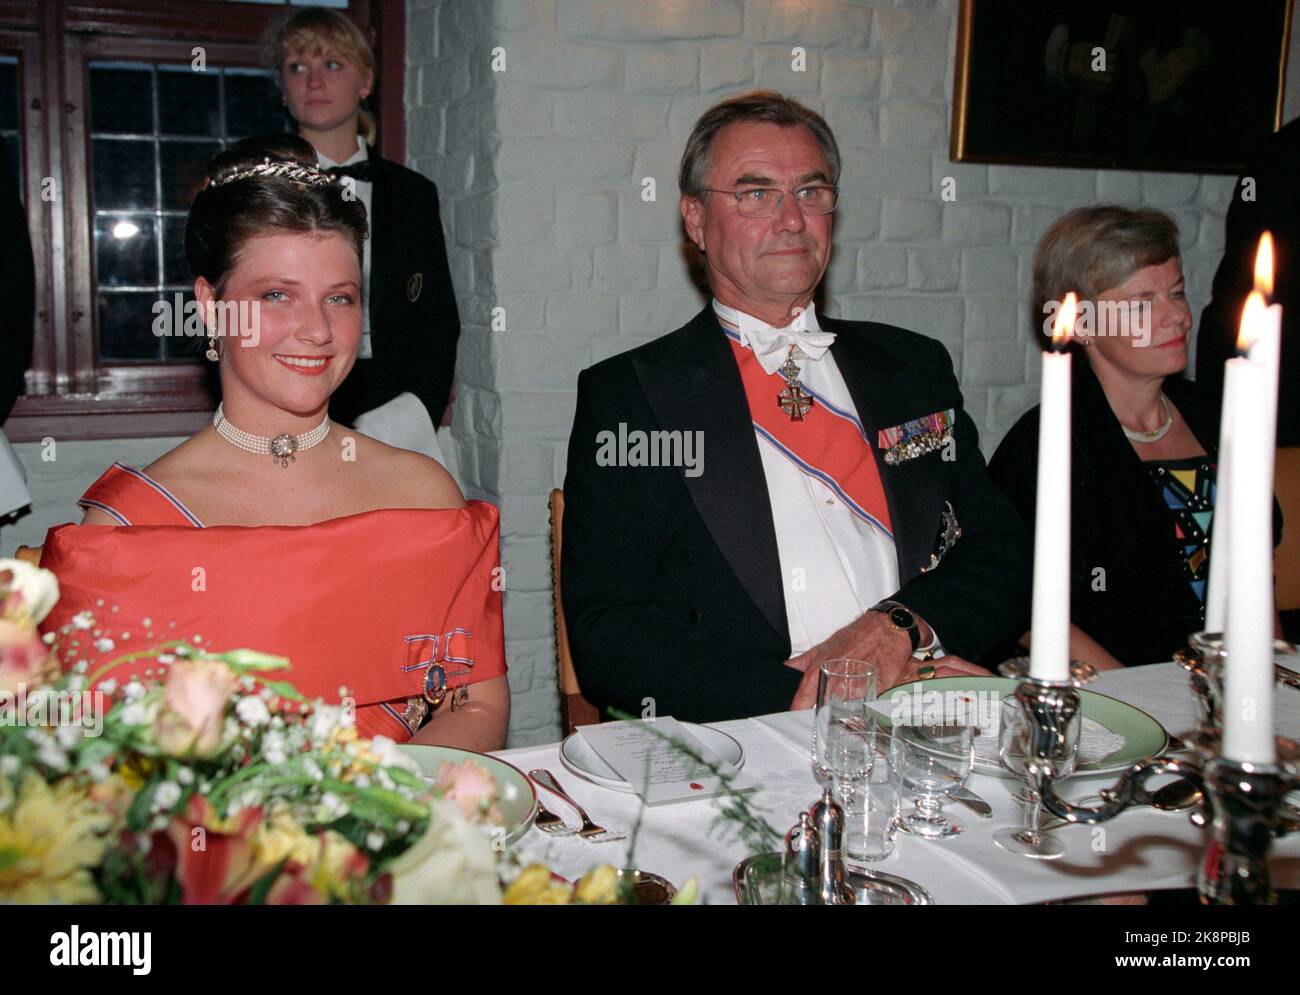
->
<box><xmin>778</xmin><ymin>344</ymin><xmax>814</xmax><ymax>421</ymax></box>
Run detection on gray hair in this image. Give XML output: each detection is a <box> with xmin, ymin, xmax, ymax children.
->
<box><xmin>1032</xmin><ymin>205</ymin><xmax>1182</xmax><ymax>350</ymax></box>
<box><xmin>678</xmin><ymin>90</ymin><xmax>841</xmax><ymax>199</ymax></box>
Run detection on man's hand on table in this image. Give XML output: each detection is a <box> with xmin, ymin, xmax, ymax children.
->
<box><xmin>786</xmin><ymin>609</ymin><xmax>990</xmax><ymax>710</ymax></box>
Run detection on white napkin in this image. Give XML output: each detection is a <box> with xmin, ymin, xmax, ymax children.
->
<box><xmin>0</xmin><ymin>428</ymin><xmax>30</xmax><ymax>517</ymax></box>
<box><xmin>973</xmin><ymin>714</ymin><xmax>1126</xmax><ymax>767</ymax></box>
<box><xmin>352</xmin><ymin>391</ymin><xmax>446</xmax><ymax>465</ymax></box>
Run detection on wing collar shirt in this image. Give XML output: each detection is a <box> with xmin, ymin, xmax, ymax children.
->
<box><xmin>317</xmin><ymin>136</ymin><xmax>373</xmax><ymax>360</ymax></box>
<box><xmin>713</xmin><ymin>299</ymin><xmax>940</xmax><ymax>657</ymax></box>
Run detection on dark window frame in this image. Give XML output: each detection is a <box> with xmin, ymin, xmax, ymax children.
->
<box><xmin>2</xmin><ymin>0</ymin><xmax>402</xmax><ymax>443</ymax></box>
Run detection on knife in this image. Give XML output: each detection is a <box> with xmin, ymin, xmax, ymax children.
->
<box><xmin>873</xmin><ymin>726</ymin><xmax>993</xmax><ymax>819</ymax></box>
<box><xmin>1275</xmin><ymin>663</ymin><xmax>1300</xmax><ymax>691</ymax></box>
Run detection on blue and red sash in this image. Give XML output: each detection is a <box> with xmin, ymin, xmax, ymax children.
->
<box><xmin>724</xmin><ymin>332</ymin><xmax>893</xmax><ymax>538</ymax></box>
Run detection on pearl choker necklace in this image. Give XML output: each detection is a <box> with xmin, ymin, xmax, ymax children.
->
<box><xmin>1121</xmin><ymin>393</ymin><xmax>1173</xmax><ymax>443</ymax></box>
<box><xmin>212</xmin><ymin>403</ymin><xmax>331</xmax><ymax>468</ymax></box>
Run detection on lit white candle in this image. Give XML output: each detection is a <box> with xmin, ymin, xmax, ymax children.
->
<box><xmin>1222</xmin><ymin>292</ymin><xmax>1277</xmax><ymax>765</ymax></box>
<box><xmin>1029</xmin><ymin>293</ymin><xmax>1074</xmax><ymax>682</ymax></box>
<box><xmin>1204</xmin><ymin>364</ymin><xmax>1234</xmax><ymax>632</ymax></box>
<box><xmin>1250</xmin><ymin>233</ymin><xmax>1283</xmax><ymax>436</ymax></box>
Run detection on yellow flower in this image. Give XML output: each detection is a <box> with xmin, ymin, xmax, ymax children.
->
<box><xmin>503</xmin><ymin>864</ymin><xmax>574</xmax><ymax>905</ymax></box>
<box><xmin>252</xmin><ymin>807</ymin><xmax>367</xmax><ymax>902</ymax></box>
<box><xmin>253</xmin><ymin>806</ymin><xmax>319</xmax><ymax>868</ymax></box>
<box><xmin>573</xmin><ymin>864</ymin><xmax>620</xmax><ymax>905</ymax></box>
<box><xmin>304</xmin><ymin>830</ymin><xmax>367</xmax><ymax>902</ymax></box>
<box><xmin>0</xmin><ymin>774</ymin><xmax>112</xmax><ymax>904</ymax></box>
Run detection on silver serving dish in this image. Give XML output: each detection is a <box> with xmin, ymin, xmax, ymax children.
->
<box><xmin>615</xmin><ymin>868</ymin><xmax>677</xmax><ymax>905</ymax></box>
<box><xmin>733</xmin><ymin>853</ymin><xmax>933</xmax><ymax>905</ymax></box>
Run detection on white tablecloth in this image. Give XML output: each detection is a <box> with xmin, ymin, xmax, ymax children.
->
<box><xmin>493</xmin><ymin>664</ymin><xmax>1300</xmax><ymax>904</ymax></box>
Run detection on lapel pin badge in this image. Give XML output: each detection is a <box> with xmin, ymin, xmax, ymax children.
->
<box><xmin>406</xmin><ymin>272</ymin><xmax>423</xmax><ymax>302</ymax></box>
<box><xmin>920</xmin><ymin>501</ymin><xmax>962</xmax><ymax>573</ymax></box>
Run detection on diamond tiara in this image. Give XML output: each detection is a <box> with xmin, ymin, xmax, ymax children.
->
<box><xmin>207</xmin><ymin>157</ymin><xmax>334</xmax><ymax>190</ymax></box>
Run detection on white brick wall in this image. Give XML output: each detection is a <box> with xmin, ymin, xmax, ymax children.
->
<box><xmin>407</xmin><ymin>0</ymin><xmax>1283</xmax><ymax>745</ymax></box>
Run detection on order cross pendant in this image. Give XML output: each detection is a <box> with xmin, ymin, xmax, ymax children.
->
<box><xmin>777</xmin><ymin>345</ymin><xmax>813</xmax><ymax>421</ymax></box>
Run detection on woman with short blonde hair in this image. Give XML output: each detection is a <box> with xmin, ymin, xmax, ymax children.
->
<box><xmin>990</xmin><ymin>205</ymin><xmax>1282</xmax><ymax>669</ymax></box>
<box><xmin>262</xmin><ymin>6</ymin><xmax>462</xmax><ymax>453</ymax></box>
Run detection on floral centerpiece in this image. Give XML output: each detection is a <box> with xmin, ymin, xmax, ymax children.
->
<box><xmin>0</xmin><ymin>559</ymin><xmax>666</xmax><ymax>905</ymax></box>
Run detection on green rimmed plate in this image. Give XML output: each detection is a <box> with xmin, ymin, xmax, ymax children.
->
<box><xmin>877</xmin><ymin>676</ymin><xmax>1169</xmax><ymax>777</ymax></box>
<box><xmin>396</xmin><ymin>745</ymin><xmax>537</xmax><ymax>847</ymax></box>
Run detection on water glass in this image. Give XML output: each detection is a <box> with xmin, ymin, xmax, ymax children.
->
<box><xmin>888</xmin><ymin>718</ymin><xmax>975</xmax><ymax>839</ymax></box>
<box><xmin>841</xmin><ymin>761</ymin><xmax>899</xmax><ymax>865</ymax></box>
<box><xmin>813</xmin><ymin>658</ymin><xmax>878</xmax><ymax>798</ymax></box>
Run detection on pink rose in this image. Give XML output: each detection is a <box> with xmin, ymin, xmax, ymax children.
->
<box><xmin>0</xmin><ymin>618</ymin><xmax>55</xmax><ymax>695</ymax></box>
<box><xmin>434</xmin><ymin>759</ymin><xmax>499</xmax><ymax>821</ymax></box>
<box><xmin>0</xmin><ymin>559</ymin><xmax>60</xmax><ymax>627</ymax></box>
<box><xmin>153</xmin><ymin>658</ymin><xmax>239</xmax><ymax>758</ymax></box>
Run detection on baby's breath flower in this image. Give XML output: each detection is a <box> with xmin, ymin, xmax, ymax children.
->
<box><xmin>318</xmin><ymin>792</ymin><xmax>348</xmax><ymax>820</ymax></box>
<box><xmin>118</xmin><ymin>702</ymin><xmax>147</xmax><ymax>726</ymax></box>
<box><xmin>36</xmin><ymin>740</ymin><xmax>68</xmax><ymax>771</ymax></box>
<box><xmin>236</xmin><ymin>696</ymin><xmax>271</xmax><ymax>727</ymax></box>
<box><xmin>153</xmin><ymin>781</ymin><xmax>182</xmax><ymax>812</ymax></box>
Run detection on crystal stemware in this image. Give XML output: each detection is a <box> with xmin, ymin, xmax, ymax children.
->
<box><xmin>888</xmin><ymin>719</ymin><xmax>975</xmax><ymax>839</ymax></box>
<box><xmin>813</xmin><ymin>658</ymin><xmax>878</xmax><ymax>805</ymax></box>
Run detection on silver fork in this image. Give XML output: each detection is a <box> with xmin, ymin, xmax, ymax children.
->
<box><xmin>532</xmin><ymin>798</ymin><xmax>577</xmax><ymax>836</ymax></box>
<box><xmin>529</xmin><ymin>768</ymin><xmax>626</xmax><ymax>842</ymax></box>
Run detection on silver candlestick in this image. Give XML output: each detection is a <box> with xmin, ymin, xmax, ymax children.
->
<box><xmin>1198</xmin><ymin>754</ymin><xmax>1290</xmax><ymax>904</ymax></box>
<box><xmin>1008</xmin><ymin>657</ymin><xmax>1299</xmax><ymax>904</ymax></box>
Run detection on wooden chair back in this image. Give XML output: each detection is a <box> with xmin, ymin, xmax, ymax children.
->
<box><xmin>548</xmin><ymin>489</ymin><xmax>599</xmax><ymax>736</ymax></box>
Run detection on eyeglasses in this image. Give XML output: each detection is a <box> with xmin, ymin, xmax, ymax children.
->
<box><xmin>702</xmin><ymin>184</ymin><xmax>839</xmax><ymax>218</ymax></box>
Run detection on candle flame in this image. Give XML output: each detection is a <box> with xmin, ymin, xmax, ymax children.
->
<box><xmin>1254</xmin><ymin>232</ymin><xmax>1275</xmax><ymax>299</ymax></box>
<box><xmin>1051</xmin><ymin>292</ymin><xmax>1077</xmax><ymax>350</ymax></box>
<box><xmin>1238</xmin><ymin>291</ymin><xmax>1267</xmax><ymax>355</ymax></box>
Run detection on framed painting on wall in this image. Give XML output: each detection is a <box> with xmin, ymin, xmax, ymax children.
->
<box><xmin>951</xmin><ymin>0</ymin><xmax>1294</xmax><ymax>173</ymax></box>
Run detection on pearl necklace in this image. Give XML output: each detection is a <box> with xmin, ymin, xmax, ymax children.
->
<box><xmin>212</xmin><ymin>403</ymin><xmax>331</xmax><ymax>468</ymax></box>
<box><xmin>1121</xmin><ymin>393</ymin><xmax>1174</xmax><ymax>443</ymax></box>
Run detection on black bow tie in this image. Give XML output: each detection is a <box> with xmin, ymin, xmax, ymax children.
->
<box><xmin>326</xmin><ymin>161</ymin><xmax>373</xmax><ymax>183</ymax></box>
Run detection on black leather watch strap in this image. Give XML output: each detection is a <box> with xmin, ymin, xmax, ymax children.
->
<box><xmin>871</xmin><ymin>600</ymin><xmax>921</xmax><ymax>652</ymax></box>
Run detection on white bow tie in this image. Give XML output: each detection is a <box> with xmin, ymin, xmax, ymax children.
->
<box><xmin>714</xmin><ymin>301</ymin><xmax>837</xmax><ymax>376</ymax></box>
<box><xmin>741</xmin><ymin>319</ymin><xmax>836</xmax><ymax>376</ymax></box>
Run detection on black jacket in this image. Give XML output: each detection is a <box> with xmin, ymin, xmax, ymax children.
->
<box><xmin>329</xmin><ymin>145</ymin><xmax>460</xmax><ymax>427</ymax></box>
<box><xmin>1197</xmin><ymin>117</ymin><xmax>1300</xmax><ymax>446</ymax></box>
<box><xmin>0</xmin><ymin>149</ymin><xmax>34</xmax><ymax>424</ymax></box>
<box><xmin>561</xmin><ymin>306</ymin><xmax>1033</xmax><ymax>723</ymax></box>
<box><xmin>989</xmin><ymin>361</ymin><xmax>1282</xmax><ymax>666</ymax></box>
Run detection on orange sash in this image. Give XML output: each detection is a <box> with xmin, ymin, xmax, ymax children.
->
<box><xmin>39</xmin><ymin>503</ymin><xmax>506</xmax><ymax>741</ymax></box>
<box><xmin>726</xmin><ymin>336</ymin><xmax>893</xmax><ymax>536</ymax></box>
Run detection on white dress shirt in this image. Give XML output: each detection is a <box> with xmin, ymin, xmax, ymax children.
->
<box><xmin>317</xmin><ymin>136</ymin><xmax>373</xmax><ymax>360</ymax></box>
<box><xmin>317</xmin><ymin>138</ymin><xmax>446</xmax><ymax>468</ymax></box>
<box><xmin>714</xmin><ymin>300</ymin><xmax>902</xmax><ymax>655</ymax></box>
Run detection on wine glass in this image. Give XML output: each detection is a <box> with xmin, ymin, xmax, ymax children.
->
<box><xmin>813</xmin><ymin>658</ymin><xmax>877</xmax><ymax>806</ymax></box>
<box><xmin>992</xmin><ymin>696</ymin><xmax>1081</xmax><ymax>860</ymax></box>
<box><xmin>888</xmin><ymin>719</ymin><xmax>975</xmax><ymax>839</ymax></box>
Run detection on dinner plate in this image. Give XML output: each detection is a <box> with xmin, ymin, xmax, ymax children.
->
<box><xmin>396</xmin><ymin>744</ymin><xmax>538</xmax><ymax>847</ymax></box>
<box><xmin>559</xmin><ymin>723</ymin><xmax>746</xmax><ymax>792</ymax></box>
<box><xmin>878</xmin><ymin>676</ymin><xmax>1169</xmax><ymax>777</ymax></box>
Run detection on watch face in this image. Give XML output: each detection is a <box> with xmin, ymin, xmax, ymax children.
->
<box><xmin>888</xmin><ymin>607</ymin><xmax>915</xmax><ymax>630</ymax></box>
